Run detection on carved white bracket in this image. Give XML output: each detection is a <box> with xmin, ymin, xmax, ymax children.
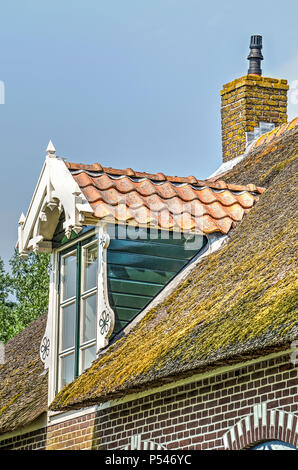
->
<box><xmin>40</xmin><ymin>255</ymin><xmax>55</xmax><ymax>369</ymax></box>
<box><xmin>40</xmin><ymin>311</ymin><xmax>51</xmax><ymax>369</ymax></box>
<box><xmin>96</xmin><ymin>225</ymin><xmax>115</xmax><ymax>351</ymax></box>
<box><xmin>18</xmin><ymin>142</ymin><xmax>94</xmax><ymax>256</ymax></box>
<box><xmin>40</xmin><ymin>332</ymin><xmax>51</xmax><ymax>368</ymax></box>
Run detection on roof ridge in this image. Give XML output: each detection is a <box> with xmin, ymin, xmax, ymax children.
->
<box><xmin>66</xmin><ymin>162</ymin><xmax>265</xmax><ymax>195</ymax></box>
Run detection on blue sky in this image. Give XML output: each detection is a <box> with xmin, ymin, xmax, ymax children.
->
<box><xmin>0</xmin><ymin>0</ymin><xmax>297</xmax><ymax>267</ymax></box>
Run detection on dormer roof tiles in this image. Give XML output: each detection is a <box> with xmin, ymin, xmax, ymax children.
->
<box><xmin>66</xmin><ymin>162</ymin><xmax>265</xmax><ymax>235</ymax></box>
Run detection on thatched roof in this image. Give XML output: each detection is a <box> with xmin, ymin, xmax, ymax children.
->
<box><xmin>1</xmin><ymin>119</ymin><xmax>297</xmax><ymax>428</ymax></box>
<box><xmin>0</xmin><ymin>314</ymin><xmax>48</xmax><ymax>434</ymax></box>
<box><xmin>50</xmin><ymin>123</ymin><xmax>298</xmax><ymax>411</ymax></box>
<box><xmin>221</xmin><ymin>117</ymin><xmax>298</xmax><ymax>188</ymax></box>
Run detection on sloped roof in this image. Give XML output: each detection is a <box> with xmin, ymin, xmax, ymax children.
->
<box><xmin>66</xmin><ymin>161</ymin><xmax>264</xmax><ymax>235</ymax></box>
<box><xmin>246</xmin><ymin>117</ymin><xmax>298</xmax><ymax>155</ymax></box>
<box><xmin>50</xmin><ymin>123</ymin><xmax>298</xmax><ymax>411</ymax></box>
<box><xmin>209</xmin><ymin>116</ymin><xmax>298</xmax><ymax>183</ymax></box>
<box><xmin>0</xmin><ymin>314</ymin><xmax>48</xmax><ymax>434</ymax></box>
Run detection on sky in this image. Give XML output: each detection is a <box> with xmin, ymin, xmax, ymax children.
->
<box><xmin>0</xmin><ymin>0</ymin><xmax>297</xmax><ymax>268</ymax></box>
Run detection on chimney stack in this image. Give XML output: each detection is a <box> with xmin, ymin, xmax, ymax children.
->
<box><xmin>220</xmin><ymin>36</ymin><xmax>289</xmax><ymax>162</ymax></box>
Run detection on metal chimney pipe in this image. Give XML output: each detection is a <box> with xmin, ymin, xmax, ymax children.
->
<box><xmin>247</xmin><ymin>35</ymin><xmax>263</xmax><ymax>75</ymax></box>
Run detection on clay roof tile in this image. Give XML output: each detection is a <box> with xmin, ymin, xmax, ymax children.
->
<box><xmin>69</xmin><ymin>164</ymin><xmax>263</xmax><ymax>235</ymax></box>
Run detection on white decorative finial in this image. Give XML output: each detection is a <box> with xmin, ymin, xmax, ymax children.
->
<box><xmin>46</xmin><ymin>140</ymin><xmax>56</xmax><ymax>156</ymax></box>
<box><xmin>18</xmin><ymin>213</ymin><xmax>26</xmax><ymax>225</ymax></box>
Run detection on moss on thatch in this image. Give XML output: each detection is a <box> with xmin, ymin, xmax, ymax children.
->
<box><xmin>224</xmin><ymin>123</ymin><xmax>298</xmax><ymax>187</ymax></box>
<box><xmin>50</xmin><ymin>128</ymin><xmax>298</xmax><ymax>412</ymax></box>
<box><xmin>0</xmin><ymin>314</ymin><xmax>48</xmax><ymax>434</ymax></box>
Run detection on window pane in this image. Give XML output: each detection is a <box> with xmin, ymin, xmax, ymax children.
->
<box><xmin>60</xmin><ymin>353</ymin><xmax>75</xmax><ymax>389</ymax></box>
<box><xmin>61</xmin><ymin>302</ymin><xmax>76</xmax><ymax>351</ymax></box>
<box><xmin>83</xmin><ymin>244</ymin><xmax>98</xmax><ymax>292</ymax></box>
<box><xmin>62</xmin><ymin>252</ymin><xmax>77</xmax><ymax>301</ymax></box>
<box><xmin>82</xmin><ymin>294</ymin><xmax>97</xmax><ymax>343</ymax></box>
<box><xmin>81</xmin><ymin>345</ymin><xmax>96</xmax><ymax>372</ymax></box>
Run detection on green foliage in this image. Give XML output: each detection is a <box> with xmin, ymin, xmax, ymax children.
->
<box><xmin>0</xmin><ymin>251</ymin><xmax>50</xmax><ymax>343</ymax></box>
<box><xmin>0</xmin><ymin>258</ymin><xmax>11</xmax><ymax>303</ymax></box>
<box><xmin>0</xmin><ymin>258</ymin><xmax>16</xmax><ymax>343</ymax></box>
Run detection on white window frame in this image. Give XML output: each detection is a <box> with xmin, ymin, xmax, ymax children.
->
<box><xmin>48</xmin><ymin>229</ymin><xmax>97</xmax><ymax>403</ymax></box>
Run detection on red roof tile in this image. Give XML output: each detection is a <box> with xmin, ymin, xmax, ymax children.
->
<box><xmin>66</xmin><ymin>163</ymin><xmax>265</xmax><ymax>235</ymax></box>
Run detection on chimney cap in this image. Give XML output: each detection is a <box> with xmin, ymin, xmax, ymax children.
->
<box><xmin>250</xmin><ymin>35</ymin><xmax>263</xmax><ymax>48</ymax></box>
<box><xmin>247</xmin><ymin>35</ymin><xmax>263</xmax><ymax>76</ymax></box>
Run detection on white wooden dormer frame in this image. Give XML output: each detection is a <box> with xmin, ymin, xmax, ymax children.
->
<box><xmin>17</xmin><ymin>143</ymin><xmax>94</xmax><ymax>257</ymax></box>
<box><xmin>17</xmin><ymin>143</ymin><xmax>115</xmax><ymax>402</ymax></box>
<box><xmin>46</xmin><ymin>225</ymin><xmax>115</xmax><ymax>404</ymax></box>
<box><xmin>96</xmin><ymin>226</ymin><xmax>115</xmax><ymax>350</ymax></box>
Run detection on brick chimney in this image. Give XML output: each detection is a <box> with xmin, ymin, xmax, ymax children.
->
<box><xmin>221</xmin><ymin>36</ymin><xmax>289</xmax><ymax>162</ymax></box>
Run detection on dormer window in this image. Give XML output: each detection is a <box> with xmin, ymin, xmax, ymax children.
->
<box><xmin>58</xmin><ymin>236</ymin><xmax>98</xmax><ymax>391</ymax></box>
<box><xmin>55</xmin><ymin>225</ymin><xmax>208</xmax><ymax>392</ymax></box>
<box><xmin>16</xmin><ymin>143</ymin><xmax>264</xmax><ymax>403</ymax></box>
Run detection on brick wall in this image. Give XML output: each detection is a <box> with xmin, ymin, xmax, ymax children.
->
<box><xmin>1</xmin><ymin>353</ymin><xmax>297</xmax><ymax>450</ymax></box>
<box><xmin>0</xmin><ymin>427</ymin><xmax>47</xmax><ymax>450</ymax></box>
<box><xmin>221</xmin><ymin>75</ymin><xmax>288</xmax><ymax>162</ymax></box>
<box><xmin>46</xmin><ymin>413</ymin><xmax>96</xmax><ymax>450</ymax></box>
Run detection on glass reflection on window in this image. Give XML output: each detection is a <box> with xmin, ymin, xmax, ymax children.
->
<box><xmin>83</xmin><ymin>244</ymin><xmax>98</xmax><ymax>292</ymax></box>
<box><xmin>62</xmin><ymin>252</ymin><xmax>76</xmax><ymax>301</ymax></box>
<box><xmin>60</xmin><ymin>353</ymin><xmax>75</xmax><ymax>388</ymax></box>
<box><xmin>82</xmin><ymin>294</ymin><xmax>97</xmax><ymax>344</ymax></box>
<box><xmin>81</xmin><ymin>345</ymin><xmax>96</xmax><ymax>372</ymax></box>
<box><xmin>61</xmin><ymin>302</ymin><xmax>76</xmax><ymax>351</ymax></box>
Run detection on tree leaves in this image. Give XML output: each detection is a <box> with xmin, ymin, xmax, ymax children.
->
<box><xmin>0</xmin><ymin>251</ymin><xmax>50</xmax><ymax>342</ymax></box>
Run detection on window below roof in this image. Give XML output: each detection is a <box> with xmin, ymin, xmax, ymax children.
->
<box><xmin>106</xmin><ymin>225</ymin><xmax>207</xmax><ymax>336</ymax></box>
<box><xmin>57</xmin><ymin>236</ymin><xmax>98</xmax><ymax>391</ymax></box>
<box><xmin>55</xmin><ymin>226</ymin><xmax>207</xmax><ymax>391</ymax></box>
